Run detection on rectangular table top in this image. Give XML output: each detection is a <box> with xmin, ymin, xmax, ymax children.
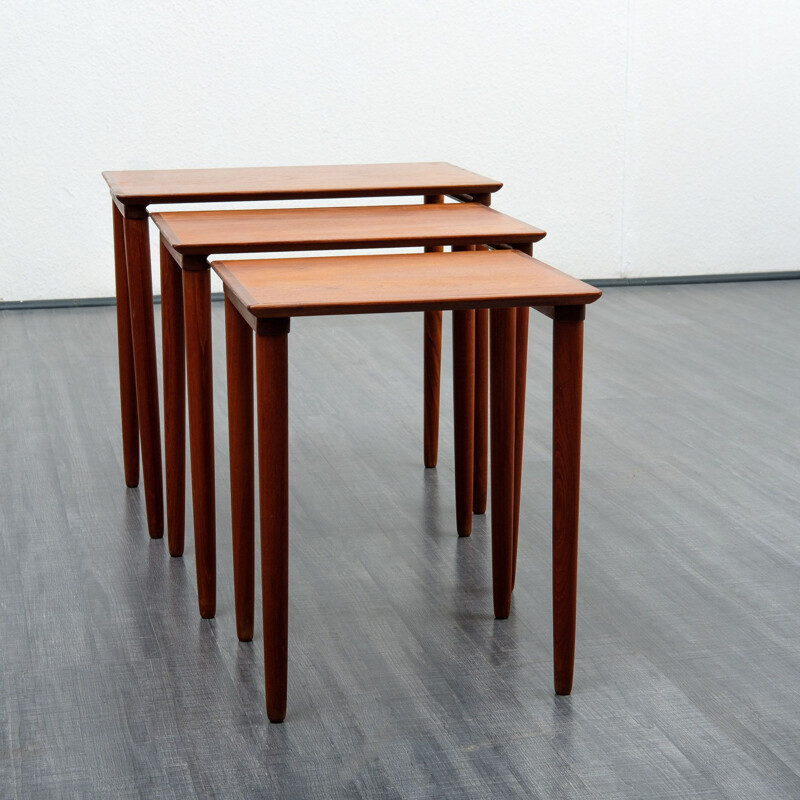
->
<box><xmin>151</xmin><ymin>202</ymin><xmax>546</xmax><ymax>257</ymax></box>
<box><xmin>102</xmin><ymin>162</ymin><xmax>502</xmax><ymax>206</ymax></box>
<box><xmin>213</xmin><ymin>250</ymin><xmax>600</xmax><ymax>318</ymax></box>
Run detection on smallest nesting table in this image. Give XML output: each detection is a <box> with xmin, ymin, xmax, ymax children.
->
<box><xmin>214</xmin><ymin>248</ymin><xmax>600</xmax><ymax>722</ymax></box>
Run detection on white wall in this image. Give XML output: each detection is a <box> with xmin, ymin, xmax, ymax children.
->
<box><xmin>1</xmin><ymin>0</ymin><xmax>798</xmax><ymax>302</ymax></box>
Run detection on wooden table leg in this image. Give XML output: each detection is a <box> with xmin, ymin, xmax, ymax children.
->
<box><xmin>225</xmin><ymin>295</ymin><xmax>255</xmax><ymax>642</ymax></box>
<box><xmin>423</xmin><ymin>309</ymin><xmax>442</xmax><ymax>468</ymax></box>
<box><xmin>470</xmin><ymin>189</ymin><xmax>492</xmax><ymax>513</ymax></box>
<box><xmin>112</xmin><ymin>202</ymin><xmax>139</xmax><ymax>488</ymax></box>
<box><xmin>423</xmin><ymin>194</ymin><xmax>444</xmax><ymax>469</ymax></box>
<box><xmin>256</xmin><ymin>319</ymin><xmax>290</xmax><ymax>723</ymax></box>
<box><xmin>552</xmin><ymin>305</ymin><xmax>585</xmax><ymax>695</ymax></box>
<box><xmin>123</xmin><ymin>211</ymin><xmax>164</xmax><ymax>539</ymax></box>
<box><xmin>511</xmin><ymin>243</ymin><xmax>533</xmax><ymax>586</ymax></box>
<box><xmin>183</xmin><ymin>267</ymin><xmax>216</xmax><ymax>619</ymax></box>
<box><xmin>160</xmin><ymin>243</ymin><xmax>185</xmax><ymax>557</ymax></box>
<box><xmin>473</xmin><ymin>306</ymin><xmax>489</xmax><ymax>514</ymax></box>
<box><xmin>512</xmin><ymin>306</ymin><xmax>529</xmax><ymax>589</ymax></box>
<box><xmin>452</xmin><ymin>308</ymin><xmax>475</xmax><ymax>537</ymax></box>
<box><xmin>490</xmin><ymin>307</ymin><xmax>516</xmax><ymax>619</ymax></box>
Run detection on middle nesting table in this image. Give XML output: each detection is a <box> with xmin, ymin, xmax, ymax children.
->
<box><xmin>151</xmin><ymin>202</ymin><xmax>545</xmax><ymax>622</ymax></box>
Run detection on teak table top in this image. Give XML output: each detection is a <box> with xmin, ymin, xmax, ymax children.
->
<box><xmin>213</xmin><ymin>250</ymin><xmax>601</xmax><ymax>318</ymax></box>
<box><xmin>102</xmin><ymin>162</ymin><xmax>502</xmax><ymax>206</ymax></box>
<box><xmin>151</xmin><ymin>203</ymin><xmax>546</xmax><ymax>257</ymax></box>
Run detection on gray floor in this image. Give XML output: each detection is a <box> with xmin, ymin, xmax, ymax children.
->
<box><xmin>1</xmin><ymin>280</ymin><xmax>800</xmax><ymax>799</ymax></box>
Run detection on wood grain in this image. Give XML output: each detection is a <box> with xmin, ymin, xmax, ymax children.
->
<box><xmin>102</xmin><ymin>162</ymin><xmax>502</xmax><ymax>205</ymax></box>
<box><xmin>111</xmin><ymin>202</ymin><xmax>138</xmax><ymax>488</ymax></box>
<box><xmin>212</xmin><ymin>250</ymin><xmax>600</xmax><ymax>318</ymax></box>
<box><xmin>160</xmin><ymin>241</ymin><xmax>185</xmax><ymax>558</ymax></box>
<box><xmin>151</xmin><ymin>203</ymin><xmax>545</xmax><ymax>256</ymax></box>
<box><xmin>123</xmin><ymin>213</ymin><xmax>163</xmax><ymax>539</ymax></box>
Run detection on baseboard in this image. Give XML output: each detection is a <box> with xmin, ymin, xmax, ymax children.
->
<box><xmin>2</xmin><ymin>272</ymin><xmax>799</xmax><ymax>310</ymax></box>
<box><xmin>0</xmin><ymin>292</ymin><xmax>226</xmax><ymax>310</ymax></box>
<box><xmin>587</xmin><ymin>270</ymin><xmax>800</xmax><ymax>287</ymax></box>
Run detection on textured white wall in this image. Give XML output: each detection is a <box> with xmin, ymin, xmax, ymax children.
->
<box><xmin>623</xmin><ymin>1</ymin><xmax>800</xmax><ymax>278</ymax></box>
<box><xmin>0</xmin><ymin>1</ymin><xmax>798</xmax><ymax>301</ymax></box>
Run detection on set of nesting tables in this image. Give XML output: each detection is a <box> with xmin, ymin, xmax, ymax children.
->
<box><xmin>102</xmin><ymin>163</ymin><xmax>600</xmax><ymax>722</ymax></box>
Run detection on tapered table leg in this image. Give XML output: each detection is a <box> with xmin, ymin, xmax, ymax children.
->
<box><xmin>225</xmin><ymin>295</ymin><xmax>255</xmax><ymax>642</ymax></box>
<box><xmin>183</xmin><ymin>267</ymin><xmax>216</xmax><ymax>619</ymax></box>
<box><xmin>511</xmin><ymin>243</ymin><xmax>533</xmax><ymax>584</ymax></box>
<box><xmin>452</xmin><ymin>308</ymin><xmax>475</xmax><ymax>537</ymax></box>
<box><xmin>490</xmin><ymin>307</ymin><xmax>516</xmax><ymax>619</ymax></box>
<box><xmin>256</xmin><ymin>320</ymin><xmax>290</xmax><ymax>723</ymax></box>
<box><xmin>423</xmin><ymin>309</ymin><xmax>442</xmax><ymax>468</ymax></box>
<box><xmin>423</xmin><ymin>194</ymin><xmax>444</xmax><ymax>468</ymax></box>
<box><xmin>160</xmin><ymin>243</ymin><xmax>185</xmax><ymax>557</ymax></box>
<box><xmin>552</xmin><ymin>305</ymin><xmax>585</xmax><ymax>695</ymax></box>
<box><xmin>473</xmin><ymin>307</ymin><xmax>489</xmax><ymax>514</ymax></box>
<box><xmin>112</xmin><ymin>203</ymin><xmax>139</xmax><ymax>488</ymax></box>
<box><xmin>512</xmin><ymin>306</ymin><xmax>529</xmax><ymax>589</ymax></box>
<box><xmin>470</xmin><ymin>185</ymin><xmax>493</xmax><ymax>511</ymax></box>
<box><xmin>123</xmin><ymin>211</ymin><xmax>164</xmax><ymax>538</ymax></box>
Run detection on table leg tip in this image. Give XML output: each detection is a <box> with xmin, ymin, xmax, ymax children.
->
<box><xmin>493</xmin><ymin>600</ymin><xmax>512</xmax><ymax>619</ymax></box>
<box><xmin>456</xmin><ymin>517</ymin><xmax>473</xmax><ymax>537</ymax></box>
<box><xmin>554</xmin><ymin>680</ymin><xmax>573</xmax><ymax>696</ymax></box>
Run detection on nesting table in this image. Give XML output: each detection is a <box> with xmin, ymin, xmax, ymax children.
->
<box><xmin>213</xmin><ymin>248</ymin><xmax>601</xmax><ymax>721</ymax></box>
<box><xmin>102</xmin><ymin>163</ymin><xmax>504</xmax><ymax>546</ymax></box>
<box><xmin>103</xmin><ymin>162</ymin><xmax>600</xmax><ymax>722</ymax></box>
<box><xmin>150</xmin><ymin>202</ymin><xmax>545</xmax><ymax>621</ymax></box>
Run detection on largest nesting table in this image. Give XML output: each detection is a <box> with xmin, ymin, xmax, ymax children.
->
<box><xmin>102</xmin><ymin>163</ymin><xmax>504</xmax><ymax>543</ymax></box>
<box><xmin>150</xmin><ymin>202</ymin><xmax>546</xmax><ymax>620</ymax></box>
